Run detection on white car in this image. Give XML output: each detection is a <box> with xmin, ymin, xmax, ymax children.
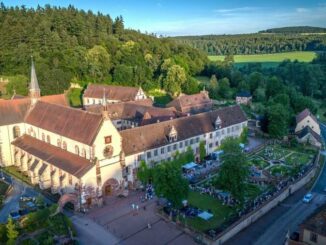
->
<box><xmin>303</xmin><ymin>193</ymin><xmax>313</xmax><ymax>203</ymax></box>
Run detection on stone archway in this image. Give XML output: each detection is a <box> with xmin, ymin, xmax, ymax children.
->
<box><xmin>58</xmin><ymin>193</ymin><xmax>79</xmax><ymax>212</ymax></box>
<box><xmin>102</xmin><ymin>178</ymin><xmax>120</xmax><ymax>196</ymax></box>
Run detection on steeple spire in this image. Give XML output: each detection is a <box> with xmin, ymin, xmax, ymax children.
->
<box><xmin>102</xmin><ymin>89</ymin><xmax>109</xmax><ymax>119</ymax></box>
<box><xmin>29</xmin><ymin>56</ymin><xmax>40</xmax><ymax>105</ymax></box>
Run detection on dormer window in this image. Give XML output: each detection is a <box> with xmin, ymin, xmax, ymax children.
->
<box><xmin>215</xmin><ymin>116</ymin><xmax>222</xmax><ymax>129</ymax></box>
<box><xmin>168</xmin><ymin>126</ymin><xmax>178</xmax><ymax>142</ymax></box>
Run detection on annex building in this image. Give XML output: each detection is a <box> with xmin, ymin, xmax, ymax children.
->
<box><xmin>0</xmin><ymin>61</ymin><xmax>247</xmax><ymax>209</ymax></box>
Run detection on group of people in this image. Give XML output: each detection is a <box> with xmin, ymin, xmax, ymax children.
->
<box><xmin>183</xmin><ymin>160</ymin><xmax>219</xmax><ymax>183</ymax></box>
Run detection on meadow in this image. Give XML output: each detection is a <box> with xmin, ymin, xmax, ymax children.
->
<box><xmin>208</xmin><ymin>51</ymin><xmax>317</xmax><ymax>66</ymax></box>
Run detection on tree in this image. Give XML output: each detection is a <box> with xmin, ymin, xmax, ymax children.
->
<box><xmin>267</xmin><ymin>103</ymin><xmax>289</xmax><ymax>138</ymax></box>
<box><xmin>240</xmin><ymin>127</ymin><xmax>249</xmax><ymax>144</ymax></box>
<box><xmin>216</xmin><ymin>138</ymin><xmax>249</xmax><ymax>204</ymax></box>
<box><xmin>113</xmin><ymin>15</ymin><xmax>124</xmax><ymax>35</ymax></box>
<box><xmin>162</xmin><ymin>65</ymin><xmax>187</xmax><ymax>96</ymax></box>
<box><xmin>199</xmin><ymin>141</ymin><xmax>206</xmax><ymax>160</ymax></box>
<box><xmin>86</xmin><ymin>45</ymin><xmax>111</xmax><ymax>81</ymax></box>
<box><xmin>137</xmin><ymin>160</ymin><xmax>152</xmax><ymax>184</ymax></box>
<box><xmin>153</xmin><ymin>162</ymin><xmax>189</xmax><ymax>207</ymax></box>
<box><xmin>208</xmin><ymin>74</ymin><xmax>218</xmax><ymax>99</ymax></box>
<box><xmin>6</xmin><ymin>217</ymin><xmax>18</xmax><ymax>245</ymax></box>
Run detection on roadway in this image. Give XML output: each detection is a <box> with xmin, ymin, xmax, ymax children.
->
<box><xmin>226</xmin><ymin>123</ymin><xmax>326</xmax><ymax>245</ymax></box>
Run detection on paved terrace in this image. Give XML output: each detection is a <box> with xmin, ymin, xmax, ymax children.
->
<box><xmin>86</xmin><ymin>191</ymin><xmax>196</xmax><ymax>245</ymax></box>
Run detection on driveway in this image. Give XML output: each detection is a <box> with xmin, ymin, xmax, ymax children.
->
<box><xmin>0</xmin><ymin>171</ymin><xmax>45</xmax><ymax>223</ymax></box>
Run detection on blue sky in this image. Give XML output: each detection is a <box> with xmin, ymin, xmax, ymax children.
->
<box><xmin>2</xmin><ymin>0</ymin><xmax>326</xmax><ymax>36</ymax></box>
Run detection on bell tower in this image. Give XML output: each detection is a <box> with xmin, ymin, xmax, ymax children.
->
<box><xmin>29</xmin><ymin>56</ymin><xmax>40</xmax><ymax>105</ymax></box>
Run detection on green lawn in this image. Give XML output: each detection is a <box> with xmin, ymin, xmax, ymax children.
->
<box><xmin>185</xmin><ymin>191</ymin><xmax>235</xmax><ymax>232</ymax></box>
<box><xmin>248</xmin><ymin>158</ymin><xmax>270</xmax><ymax>170</ymax></box>
<box><xmin>208</xmin><ymin>51</ymin><xmax>317</xmax><ymax>64</ymax></box>
<box><xmin>284</xmin><ymin>153</ymin><xmax>313</xmax><ymax>166</ymax></box>
<box><xmin>269</xmin><ymin>165</ymin><xmax>291</xmax><ymax>177</ymax></box>
<box><xmin>68</xmin><ymin>88</ymin><xmax>83</xmax><ymax>107</ymax></box>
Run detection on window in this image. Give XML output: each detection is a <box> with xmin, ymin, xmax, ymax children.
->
<box><xmin>42</xmin><ymin>133</ymin><xmax>45</xmax><ymax>141</ymax></box>
<box><xmin>185</xmin><ymin>140</ymin><xmax>188</xmax><ymax>146</ymax></box>
<box><xmin>209</xmin><ymin>143</ymin><xmax>213</xmax><ymax>148</ymax></box>
<box><xmin>222</xmin><ymin>129</ymin><xmax>225</xmax><ymax>135</ymax></box>
<box><xmin>179</xmin><ymin>142</ymin><xmax>183</xmax><ymax>148</ymax></box>
<box><xmin>62</xmin><ymin>141</ymin><xmax>67</xmax><ymax>150</ymax></box>
<box><xmin>196</xmin><ymin>137</ymin><xmax>199</xmax><ymax>143</ymax></box>
<box><xmin>57</xmin><ymin>139</ymin><xmax>61</xmax><ymax>147</ymax></box>
<box><xmin>310</xmin><ymin>232</ymin><xmax>318</xmax><ymax>243</ymax></box>
<box><xmin>154</xmin><ymin>149</ymin><xmax>158</xmax><ymax>157</ymax></box>
<box><xmin>75</xmin><ymin>145</ymin><xmax>80</xmax><ymax>155</ymax></box>
<box><xmin>216</xmin><ymin>131</ymin><xmax>220</xmax><ymax>137</ymax></box>
<box><xmin>227</xmin><ymin>128</ymin><xmax>231</xmax><ymax>134</ymax></box>
<box><xmin>209</xmin><ymin>133</ymin><xmax>213</xmax><ymax>139</ymax></box>
<box><xmin>13</xmin><ymin>126</ymin><xmax>21</xmax><ymax>139</ymax></box>
<box><xmin>81</xmin><ymin>148</ymin><xmax>86</xmax><ymax>158</ymax></box>
<box><xmin>147</xmin><ymin>151</ymin><xmax>151</xmax><ymax>159</ymax></box>
<box><xmin>46</xmin><ymin>135</ymin><xmax>51</xmax><ymax>144</ymax></box>
<box><xmin>161</xmin><ymin>147</ymin><xmax>165</xmax><ymax>154</ymax></box>
<box><xmin>167</xmin><ymin>146</ymin><xmax>171</xmax><ymax>152</ymax></box>
<box><xmin>190</xmin><ymin>139</ymin><xmax>194</xmax><ymax>145</ymax></box>
<box><xmin>215</xmin><ymin>141</ymin><xmax>219</xmax><ymax>146</ymax></box>
<box><xmin>137</xmin><ymin>155</ymin><xmax>142</xmax><ymax>161</ymax></box>
<box><xmin>104</xmin><ymin>136</ymin><xmax>112</xmax><ymax>144</ymax></box>
<box><xmin>173</xmin><ymin>144</ymin><xmax>177</xmax><ymax>150</ymax></box>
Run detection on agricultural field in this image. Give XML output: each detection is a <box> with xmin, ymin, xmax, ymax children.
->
<box><xmin>208</xmin><ymin>51</ymin><xmax>317</xmax><ymax>66</ymax></box>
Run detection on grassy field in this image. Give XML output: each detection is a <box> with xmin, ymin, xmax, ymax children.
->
<box><xmin>208</xmin><ymin>51</ymin><xmax>317</xmax><ymax>65</ymax></box>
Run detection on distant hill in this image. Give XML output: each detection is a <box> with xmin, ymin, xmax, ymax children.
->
<box><xmin>259</xmin><ymin>26</ymin><xmax>326</xmax><ymax>34</ymax></box>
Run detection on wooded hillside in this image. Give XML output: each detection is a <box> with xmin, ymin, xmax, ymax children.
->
<box><xmin>0</xmin><ymin>4</ymin><xmax>207</xmax><ymax>96</ymax></box>
<box><xmin>173</xmin><ymin>32</ymin><xmax>326</xmax><ymax>55</ymax></box>
<box><xmin>259</xmin><ymin>26</ymin><xmax>326</xmax><ymax>34</ymax></box>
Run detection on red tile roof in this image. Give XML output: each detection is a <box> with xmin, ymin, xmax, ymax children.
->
<box><xmin>166</xmin><ymin>91</ymin><xmax>212</xmax><ymax>113</ymax></box>
<box><xmin>84</xmin><ymin>84</ymin><xmax>143</xmax><ymax>102</ymax></box>
<box><xmin>301</xmin><ymin>204</ymin><xmax>326</xmax><ymax>236</ymax></box>
<box><xmin>0</xmin><ymin>94</ymin><xmax>69</xmax><ymax>126</ymax></box>
<box><xmin>40</xmin><ymin>94</ymin><xmax>69</xmax><ymax>107</ymax></box>
<box><xmin>0</xmin><ymin>98</ymin><xmax>31</xmax><ymax>126</ymax></box>
<box><xmin>12</xmin><ymin>135</ymin><xmax>94</xmax><ymax>178</ymax></box>
<box><xmin>25</xmin><ymin>101</ymin><xmax>103</xmax><ymax>145</ymax></box>
<box><xmin>296</xmin><ymin>108</ymin><xmax>318</xmax><ymax>124</ymax></box>
<box><xmin>120</xmin><ymin>105</ymin><xmax>247</xmax><ymax>156</ymax></box>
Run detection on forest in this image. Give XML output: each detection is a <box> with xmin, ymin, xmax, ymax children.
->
<box><xmin>203</xmin><ymin>53</ymin><xmax>326</xmax><ymax>137</ymax></box>
<box><xmin>0</xmin><ymin>4</ymin><xmax>207</xmax><ymax>96</ymax></box>
<box><xmin>173</xmin><ymin>33</ymin><xmax>326</xmax><ymax>55</ymax></box>
<box><xmin>259</xmin><ymin>26</ymin><xmax>326</xmax><ymax>34</ymax></box>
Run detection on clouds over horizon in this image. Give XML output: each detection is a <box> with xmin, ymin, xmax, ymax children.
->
<box><xmin>136</xmin><ymin>4</ymin><xmax>326</xmax><ymax>36</ymax></box>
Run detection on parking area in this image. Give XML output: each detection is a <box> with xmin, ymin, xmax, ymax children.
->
<box><xmin>87</xmin><ymin>191</ymin><xmax>197</xmax><ymax>245</ymax></box>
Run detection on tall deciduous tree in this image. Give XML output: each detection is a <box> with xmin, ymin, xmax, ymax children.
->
<box><xmin>162</xmin><ymin>65</ymin><xmax>186</xmax><ymax>96</ymax></box>
<box><xmin>267</xmin><ymin>103</ymin><xmax>289</xmax><ymax>138</ymax></box>
<box><xmin>216</xmin><ymin>138</ymin><xmax>249</xmax><ymax>204</ymax></box>
<box><xmin>153</xmin><ymin>162</ymin><xmax>189</xmax><ymax>207</ymax></box>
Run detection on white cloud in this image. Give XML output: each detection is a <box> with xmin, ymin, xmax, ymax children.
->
<box><xmin>213</xmin><ymin>7</ymin><xmax>258</xmax><ymax>14</ymax></box>
<box><xmin>296</xmin><ymin>8</ymin><xmax>309</xmax><ymax>13</ymax></box>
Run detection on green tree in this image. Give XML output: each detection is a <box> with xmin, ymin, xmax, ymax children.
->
<box><xmin>267</xmin><ymin>103</ymin><xmax>289</xmax><ymax>138</ymax></box>
<box><xmin>137</xmin><ymin>160</ymin><xmax>152</xmax><ymax>184</ymax></box>
<box><xmin>217</xmin><ymin>138</ymin><xmax>249</xmax><ymax>204</ymax></box>
<box><xmin>162</xmin><ymin>65</ymin><xmax>187</xmax><ymax>96</ymax></box>
<box><xmin>86</xmin><ymin>45</ymin><xmax>111</xmax><ymax>81</ymax></box>
<box><xmin>153</xmin><ymin>162</ymin><xmax>189</xmax><ymax>207</ymax></box>
<box><xmin>199</xmin><ymin>141</ymin><xmax>206</xmax><ymax>160</ymax></box>
<box><xmin>6</xmin><ymin>217</ymin><xmax>18</xmax><ymax>245</ymax></box>
<box><xmin>240</xmin><ymin>127</ymin><xmax>249</xmax><ymax>144</ymax></box>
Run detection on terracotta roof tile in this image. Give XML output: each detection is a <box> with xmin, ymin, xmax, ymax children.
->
<box><xmin>12</xmin><ymin>135</ymin><xmax>94</xmax><ymax>178</ymax></box>
<box><xmin>40</xmin><ymin>94</ymin><xmax>69</xmax><ymax>107</ymax></box>
<box><xmin>0</xmin><ymin>98</ymin><xmax>31</xmax><ymax>126</ymax></box>
<box><xmin>25</xmin><ymin>101</ymin><xmax>103</xmax><ymax>145</ymax></box>
<box><xmin>166</xmin><ymin>91</ymin><xmax>212</xmax><ymax>113</ymax></box>
<box><xmin>296</xmin><ymin>108</ymin><xmax>318</xmax><ymax>124</ymax></box>
<box><xmin>84</xmin><ymin>84</ymin><xmax>144</xmax><ymax>102</ymax></box>
<box><xmin>120</xmin><ymin>105</ymin><xmax>247</xmax><ymax>155</ymax></box>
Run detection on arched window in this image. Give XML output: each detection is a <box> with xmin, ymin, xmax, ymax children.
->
<box><xmin>62</xmin><ymin>141</ymin><xmax>67</xmax><ymax>150</ymax></box>
<box><xmin>75</xmin><ymin>145</ymin><xmax>79</xmax><ymax>155</ymax></box>
<box><xmin>13</xmin><ymin>126</ymin><xmax>21</xmax><ymax>139</ymax></box>
<box><xmin>57</xmin><ymin>139</ymin><xmax>61</xmax><ymax>147</ymax></box>
<box><xmin>42</xmin><ymin>133</ymin><xmax>45</xmax><ymax>141</ymax></box>
<box><xmin>81</xmin><ymin>148</ymin><xmax>86</xmax><ymax>158</ymax></box>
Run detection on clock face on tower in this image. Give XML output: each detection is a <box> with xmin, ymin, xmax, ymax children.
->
<box><xmin>103</xmin><ymin>145</ymin><xmax>114</xmax><ymax>158</ymax></box>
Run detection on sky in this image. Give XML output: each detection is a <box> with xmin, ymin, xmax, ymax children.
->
<box><xmin>2</xmin><ymin>0</ymin><xmax>326</xmax><ymax>36</ymax></box>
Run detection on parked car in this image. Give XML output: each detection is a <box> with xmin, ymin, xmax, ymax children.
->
<box><xmin>9</xmin><ymin>211</ymin><xmax>21</xmax><ymax>220</ymax></box>
<box><xmin>303</xmin><ymin>193</ymin><xmax>313</xmax><ymax>203</ymax></box>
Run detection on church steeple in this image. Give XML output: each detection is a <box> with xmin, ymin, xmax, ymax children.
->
<box><xmin>102</xmin><ymin>89</ymin><xmax>109</xmax><ymax>119</ymax></box>
<box><xmin>29</xmin><ymin>56</ymin><xmax>40</xmax><ymax>105</ymax></box>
